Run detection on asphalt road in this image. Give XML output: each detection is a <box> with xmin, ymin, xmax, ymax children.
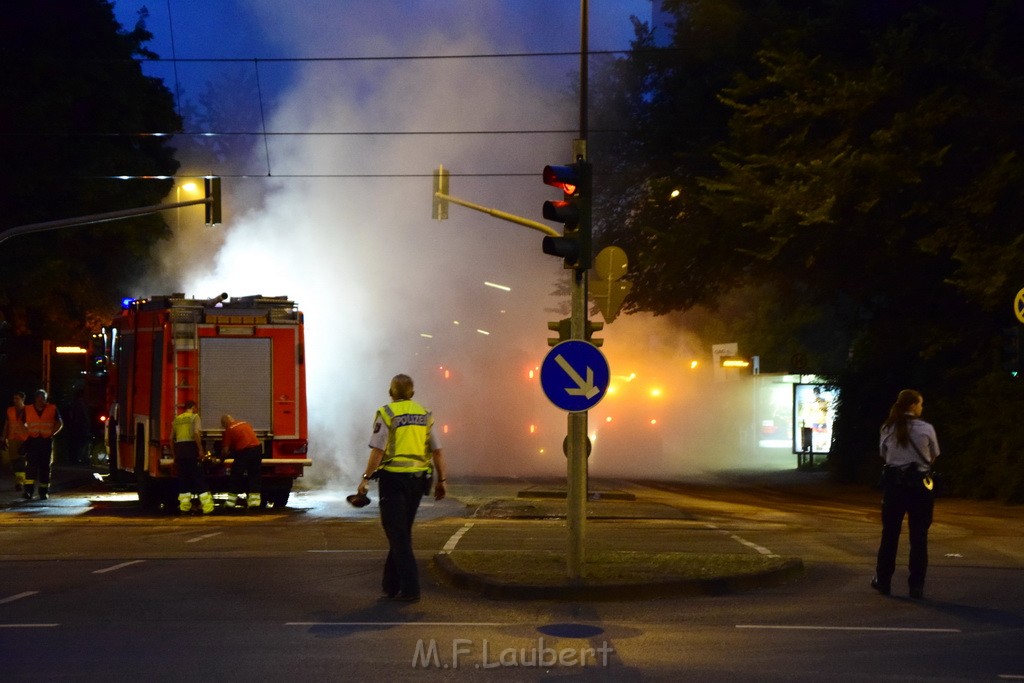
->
<box><xmin>1</xmin><ymin>470</ymin><xmax>1022</xmax><ymax>681</ymax></box>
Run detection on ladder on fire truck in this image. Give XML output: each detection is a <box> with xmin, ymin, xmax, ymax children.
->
<box><xmin>170</xmin><ymin>304</ymin><xmax>201</xmax><ymax>410</ymax></box>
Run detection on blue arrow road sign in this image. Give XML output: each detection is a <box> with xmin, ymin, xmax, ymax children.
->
<box><xmin>540</xmin><ymin>340</ymin><xmax>610</xmax><ymax>412</ymax></box>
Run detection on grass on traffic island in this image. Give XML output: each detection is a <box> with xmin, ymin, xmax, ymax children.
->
<box><xmin>434</xmin><ymin>550</ymin><xmax>804</xmax><ymax>600</ymax></box>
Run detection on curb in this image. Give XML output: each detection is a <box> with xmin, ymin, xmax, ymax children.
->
<box><xmin>516</xmin><ymin>486</ymin><xmax>637</xmax><ymax>502</ymax></box>
<box><xmin>433</xmin><ymin>552</ymin><xmax>804</xmax><ymax>601</ymax></box>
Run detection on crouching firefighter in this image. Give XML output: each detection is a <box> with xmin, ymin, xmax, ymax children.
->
<box><xmin>173</xmin><ymin>400</ymin><xmax>214</xmax><ymax>514</ymax></box>
<box><xmin>220</xmin><ymin>414</ymin><xmax>263</xmax><ymax>509</ymax></box>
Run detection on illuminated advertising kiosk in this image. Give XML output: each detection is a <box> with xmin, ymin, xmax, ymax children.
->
<box><xmin>793</xmin><ymin>383</ymin><xmax>838</xmax><ymax>466</ymax></box>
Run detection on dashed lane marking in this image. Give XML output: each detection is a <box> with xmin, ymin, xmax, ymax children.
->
<box><xmin>737</xmin><ymin>625</ymin><xmax>961</xmax><ymax>633</ymax></box>
<box><xmin>186</xmin><ymin>532</ymin><xmax>223</xmax><ymax>543</ymax></box>
<box><xmin>306</xmin><ymin>549</ymin><xmax>382</xmax><ymax>553</ymax></box>
<box><xmin>0</xmin><ymin>591</ymin><xmax>39</xmax><ymax>605</ymax></box>
<box><xmin>286</xmin><ymin>621</ymin><xmax>510</xmax><ymax>627</ymax></box>
<box><xmin>93</xmin><ymin>560</ymin><xmax>146</xmax><ymax>574</ymax></box>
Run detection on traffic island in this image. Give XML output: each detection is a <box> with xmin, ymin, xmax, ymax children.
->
<box><xmin>434</xmin><ymin>549</ymin><xmax>804</xmax><ymax>601</ymax></box>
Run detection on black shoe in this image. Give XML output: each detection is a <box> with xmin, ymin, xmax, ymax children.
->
<box><xmin>394</xmin><ymin>593</ymin><xmax>420</xmax><ymax>603</ymax></box>
<box><xmin>870</xmin><ymin>577</ymin><xmax>890</xmax><ymax>596</ymax></box>
<box><xmin>378</xmin><ymin>590</ymin><xmax>399</xmax><ymax>601</ymax></box>
<box><xmin>22</xmin><ymin>491</ymin><xmax>32</xmax><ymax>500</ymax></box>
<box><xmin>38</xmin><ymin>491</ymin><xmax>48</xmax><ymax>500</ymax></box>
<box><xmin>909</xmin><ymin>586</ymin><xmax>924</xmax><ymax>599</ymax></box>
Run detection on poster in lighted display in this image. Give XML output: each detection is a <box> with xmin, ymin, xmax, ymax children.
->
<box><xmin>792</xmin><ymin>383</ymin><xmax>838</xmax><ymax>454</ymax></box>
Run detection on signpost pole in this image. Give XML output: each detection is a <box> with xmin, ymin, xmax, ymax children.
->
<box><xmin>566</xmin><ymin>0</ymin><xmax>590</xmax><ymax>581</ymax></box>
<box><xmin>567</xmin><ymin>271</ymin><xmax>588</xmax><ymax>580</ymax></box>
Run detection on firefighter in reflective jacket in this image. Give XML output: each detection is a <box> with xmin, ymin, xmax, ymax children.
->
<box><xmin>173</xmin><ymin>400</ymin><xmax>214</xmax><ymax>514</ymax></box>
<box><xmin>357</xmin><ymin>374</ymin><xmax>448</xmax><ymax>602</ymax></box>
<box><xmin>2</xmin><ymin>391</ymin><xmax>29</xmax><ymax>491</ymax></box>
<box><xmin>220</xmin><ymin>414</ymin><xmax>263</xmax><ymax>509</ymax></box>
<box><xmin>22</xmin><ymin>389</ymin><xmax>62</xmax><ymax>500</ymax></box>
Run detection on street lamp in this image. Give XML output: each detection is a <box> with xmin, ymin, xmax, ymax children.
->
<box><xmin>175</xmin><ymin>180</ymin><xmax>199</xmax><ymax>229</ymax></box>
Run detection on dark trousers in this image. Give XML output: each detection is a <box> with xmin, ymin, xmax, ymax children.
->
<box><xmin>378</xmin><ymin>470</ymin><xmax>426</xmax><ymax>597</ymax></box>
<box><xmin>875</xmin><ymin>476</ymin><xmax>934</xmax><ymax>588</ymax></box>
<box><xmin>24</xmin><ymin>437</ymin><xmax>53</xmax><ymax>491</ymax></box>
<box><xmin>229</xmin><ymin>446</ymin><xmax>263</xmax><ymax>494</ymax></box>
<box><xmin>174</xmin><ymin>441</ymin><xmax>208</xmax><ymax>495</ymax></box>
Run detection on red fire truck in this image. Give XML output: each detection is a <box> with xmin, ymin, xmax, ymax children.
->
<box><xmin>95</xmin><ymin>293</ymin><xmax>310</xmax><ymax>509</ymax></box>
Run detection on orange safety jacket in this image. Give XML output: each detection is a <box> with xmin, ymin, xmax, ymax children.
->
<box><xmin>25</xmin><ymin>403</ymin><xmax>59</xmax><ymax>438</ymax></box>
<box><xmin>5</xmin><ymin>406</ymin><xmax>29</xmax><ymax>439</ymax></box>
<box><xmin>221</xmin><ymin>420</ymin><xmax>261</xmax><ymax>453</ymax></box>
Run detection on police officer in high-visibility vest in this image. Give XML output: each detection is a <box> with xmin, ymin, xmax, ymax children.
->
<box><xmin>357</xmin><ymin>374</ymin><xmax>448</xmax><ymax>602</ymax></box>
<box><xmin>172</xmin><ymin>400</ymin><xmax>214</xmax><ymax>514</ymax></box>
<box><xmin>22</xmin><ymin>389</ymin><xmax>63</xmax><ymax>500</ymax></box>
<box><xmin>2</xmin><ymin>392</ymin><xmax>29</xmax><ymax>491</ymax></box>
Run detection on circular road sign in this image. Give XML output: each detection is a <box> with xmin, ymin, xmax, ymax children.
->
<box><xmin>1015</xmin><ymin>287</ymin><xmax>1024</xmax><ymax>325</ymax></box>
<box><xmin>540</xmin><ymin>340</ymin><xmax>610</xmax><ymax>412</ymax></box>
<box><xmin>593</xmin><ymin>246</ymin><xmax>628</xmax><ymax>282</ymax></box>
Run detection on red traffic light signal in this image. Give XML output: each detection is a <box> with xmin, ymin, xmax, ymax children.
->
<box><xmin>543</xmin><ymin>165</ymin><xmax>578</xmax><ymax>195</ymax></box>
<box><xmin>541</xmin><ymin>162</ymin><xmax>591</xmax><ymax>270</ymax></box>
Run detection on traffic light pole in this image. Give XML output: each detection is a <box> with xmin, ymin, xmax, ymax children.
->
<box><xmin>566</xmin><ymin>0</ymin><xmax>590</xmax><ymax>582</ymax></box>
<box><xmin>567</xmin><ymin>267</ymin><xmax>588</xmax><ymax>581</ymax></box>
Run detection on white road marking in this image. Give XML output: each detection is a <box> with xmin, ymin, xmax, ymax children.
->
<box><xmin>737</xmin><ymin>625</ymin><xmax>961</xmax><ymax>633</ymax></box>
<box><xmin>92</xmin><ymin>560</ymin><xmax>146</xmax><ymax>574</ymax></box>
<box><xmin>0</xmin><ymin>623</ymin><xmax>59</xmax><ymax>628</ymax></box>
<box><xmin>728</xmin><ymin>533</ymin><xmax>776</xmax><ymax>556</ymax></box>
<box><xmin>286</xmin><ymin>621</ymin><xmax>509</xmax><ymax>627</ymax></box>
<box><xmin>0</xmin><ymin>591</ymin><xmax>39</xmax><ymax>604</ymax></box>
<box><xmin>704</xmin><ymin>522</ymin><xmax>778</xmax><ymax>557</ymax></box>
<box><xmin>186</xmin><ymin>532</ymin><xmax>223</xmax><ymax>543</ymax></box>
<box><xmin>306</xmin><ymin>549</ymin><xmax>383</xmax><ymax>553</ymax></box>
<box><xmin>441</xmin><ymin>522</ymin><xmax>475</xmax><ymax>553</ymax></box>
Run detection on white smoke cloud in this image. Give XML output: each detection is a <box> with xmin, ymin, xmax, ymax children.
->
<box><xmin>154</xmin><ymin>3</ymin><xmax>578</xmax><ymax>486</ymax></box>
<box><xmin>142</xmin><ymin>1</ymin><xmax>794</xmax><ymax>489</ymax></box>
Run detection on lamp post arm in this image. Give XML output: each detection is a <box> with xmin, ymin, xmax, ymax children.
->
<box><xmin>0</xmin><ymin>198</ymin><xmax>212</xmax><ymax>247</ymax></box>
<box><xmin>434</xmin><ymin>192</ymin><xmax>560</xmax><ymax>238</ymax></box>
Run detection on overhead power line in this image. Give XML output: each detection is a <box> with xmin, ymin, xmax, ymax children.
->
<box><xmin>3</xmin><ymin>128</ymin><xmax>615</xmax><ymax>137</ymax></box>
<box><xmin>96</xmin><ymin>172</ymin><xmax>547</xmax><ymax>179</ymax></box>
<box><xmin>134</xmin><ymin>49</ymin><xmax>634</xmax><ymax>63</ymax></box>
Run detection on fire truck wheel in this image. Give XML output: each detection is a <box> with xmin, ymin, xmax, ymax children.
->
<box><xmin>264</xmin><ymin>480</ymin><xmax>292</xmax><ymax>508</ymax></box>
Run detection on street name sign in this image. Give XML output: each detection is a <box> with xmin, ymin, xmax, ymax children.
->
<box><xmin>540</xmin><ymin>340</ymin><xmax>610</xmax><ymax>412</ymax></box>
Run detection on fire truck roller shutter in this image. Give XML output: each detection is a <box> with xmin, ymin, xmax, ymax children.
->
<box><xmin>199</xmin><ymin>337</ymin><xmax>273</xmax><ymax>432</ymax></box>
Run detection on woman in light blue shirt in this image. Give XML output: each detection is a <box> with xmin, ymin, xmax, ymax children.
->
<box><xmin>872</xmin><ymin>389</ymin><xmax>939</xmax><ymax>599</ymax></box>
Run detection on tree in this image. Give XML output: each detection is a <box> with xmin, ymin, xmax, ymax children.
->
<box><xmin>592</xmin><ymin>0</ymin><xmax>1024</xmax><ymax>496</ymax></box>
<box><xmin>0</xmin><ymin>0</ymin><xmax>180</xmax><ymax>397</ymax></box>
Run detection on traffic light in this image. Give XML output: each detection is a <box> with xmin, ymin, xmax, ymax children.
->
<box><xmin>541</xmin><ymin>161</ymin><xmax>592</xmax><ymax>270</ymax></box>
<box><xmin>204</xmin><ymin>176</ymin><xmax>222</xmax><ymax>226</ymax></box>
<box><xmin>548</xmin><ymin>318</ymin><xmax>603</xmax><ymax>347</ymax></box>
<box><xmin>547</xmin><ymin>318</ymin><xmax>571</xmax><ymax>347</ymax></box>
